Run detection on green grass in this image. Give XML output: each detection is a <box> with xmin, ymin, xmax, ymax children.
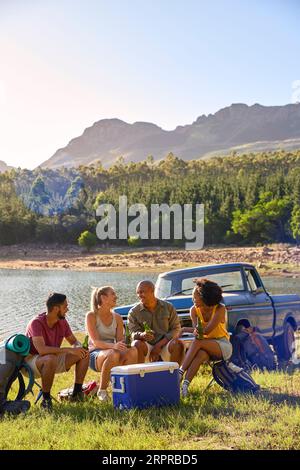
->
<box><xmin>2</xmin><ymin>359</ymin><xmax>300</xmax><ymax>450</ymax></box>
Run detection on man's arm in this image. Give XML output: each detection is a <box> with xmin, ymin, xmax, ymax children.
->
<box><xmin>66</xmin><ymin>333</ymin><xmax>80</xmax><ymax>347</ymax></box>
<box><xmin>165</xmin><ymin>303</ymin><xmax>181</xmax><ymax>340</ymax></box>
<box><xmin>32</xmin><ymin>336</ymin><xmax>84</xmax><ymax>356</ymax></box>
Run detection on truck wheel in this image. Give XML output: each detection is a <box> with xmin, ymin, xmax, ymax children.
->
<box><xmin>274</xmin><ymin>323</ymin><xmax>295</xmax><ymax>361</ymax></box>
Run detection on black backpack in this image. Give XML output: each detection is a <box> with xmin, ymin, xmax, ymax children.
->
<box><xmin>231</xmin><ymin>327</ymin><xmax>276</xmax><ymax>371</ymax></box>
<box><xmin>212</xmin><ymin>360</ymin><xmax>260</xmax><ymax>394</ymax></box>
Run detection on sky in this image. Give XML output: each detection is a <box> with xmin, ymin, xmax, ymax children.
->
<box><xmin>0</xmin><ymin>0</ymin><xmax>299</xmax><ymax>169</ymax></box>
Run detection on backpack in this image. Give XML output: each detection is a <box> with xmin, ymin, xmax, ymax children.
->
<box><xmin>212</xmin><ymin>360</ymin><xmax>260</xmax><ymax>394</ymax></box>
<box><xmin>231</xmin><ymin>327</ymin><xmax>276</xmax><ymax>371</ymax></box>
<box><xmin>0</xmin><ymin>335</ymin><xmax>33</xmax><ymax>415</ymax></box>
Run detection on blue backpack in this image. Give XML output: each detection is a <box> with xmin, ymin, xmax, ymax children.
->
<box><xmin>231</xmin><ymin>327</ymin><xmax>276</xmax><ymax>371</ymax></box>
<box><xmin>212</xmin><ymin>360</ymin><xmax>260</xmax><ymax>394</ymax></box>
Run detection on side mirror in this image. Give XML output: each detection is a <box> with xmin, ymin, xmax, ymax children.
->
<box><xmin>252</xmin><ymin>287</ymin><xmax>264</xmax><ymax>295</ymax></box>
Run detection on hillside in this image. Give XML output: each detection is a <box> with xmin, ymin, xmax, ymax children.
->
<box><xmin>40</xmin><ymin>103</ymin><xmax>300</xmax><ymax>169</ymax></box>
<box><xmin>0</xmin><ymin>160</ymin><xmax>12</xmax><ymax>173</ymax></box>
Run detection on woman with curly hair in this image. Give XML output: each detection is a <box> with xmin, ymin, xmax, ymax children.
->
<box><xmin>179</xmin><ymin>278</ymin><xmax>232</xmax><ymax>397</ymax></box>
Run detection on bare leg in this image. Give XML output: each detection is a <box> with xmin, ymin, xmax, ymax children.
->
<box><xmin>184</xmin><ymin>340</ymin><xmax>223</xmax><ymax>384</ymax></box>
<box><xmin>119</xmin><ymin>347</ymin><xmax>138</xmax><ymax>365</ymax></box>
<box><xmin>132</xmin><ymin>340</ymin><xmax>148</xmax><ymax>363</ymax></box>
<box><xmin>168</xmin><ymin>339</ymin><xmax>185</xmax><ymax>366</ymax></box>
<box><xmin>181</xmin><ymin>339</ymin><xmax>203</xmax><ymax>371</ymax></box>
<box><xmin>65</xmin><ymin>353</ymin><xmax>89</xmax><ymax>384</ymax></box>
<box><xmin>36</xmin><ymin>355</ymin><xmax>58</xmax><ymax>393</ymax></box>
<box><xmin>185</xmin><ymin>349</ymin><xmax>209</xmax><ymax>382</ymax></box>
<box><xmin>196</xmin><ymin>340</ymin><xmax>223</xmax><ymax>360</ymax></box>
<box><xmin>97</xmin><ymin>350</ymin><xmax>121</xmax><ymax>390</ymax></box>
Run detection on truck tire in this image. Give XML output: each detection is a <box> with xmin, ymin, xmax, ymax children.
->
<box><xmin>274</xmin><ymin>322</ymin><xmax>295</xmax><ymax>361</ymax></box>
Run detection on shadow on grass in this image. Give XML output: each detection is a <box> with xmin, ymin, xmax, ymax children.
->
<box><xmin>28</xmin><ymin>377</ymin><xmax>300</xmax><ymax>429</ymax></box>
<box><xmin>258</xmin><ymin>389</ymin><xmax>300</xmax><ymax>407</ymax></box>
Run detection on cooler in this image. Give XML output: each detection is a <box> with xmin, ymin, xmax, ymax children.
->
<box><xmin>111</xmin><ymin>361</ymin><xmax>180</xmax><ymax>410</ymax></box>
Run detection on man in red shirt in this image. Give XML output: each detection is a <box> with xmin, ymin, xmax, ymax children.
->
<box><xmin>25</xmin><ymin>292</ymin><xmax>89</xmax><ymax>411</ymax></box>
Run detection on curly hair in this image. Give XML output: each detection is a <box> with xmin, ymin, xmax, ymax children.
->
<box><xmin>193</xmin><ymin>278</ymin><xmax>223</xmax><ymax>306</ymax></box>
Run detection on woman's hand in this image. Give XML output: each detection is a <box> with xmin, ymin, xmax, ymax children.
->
<box><xmin>113</xmin><ymin>341</ymin><xmax>128</xmax><ymax>351</ymax></box>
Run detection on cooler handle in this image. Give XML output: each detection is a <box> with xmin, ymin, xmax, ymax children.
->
<box><xmin>111</xmin><ymin>376</ymin><xmax>125</xmax><ymax>394</ymax></box>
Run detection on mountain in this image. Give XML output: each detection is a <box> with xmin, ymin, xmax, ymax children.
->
<box><xmin>0</xmin><ymin>160</ymin><xmax>13</xmax><ymax>173</ymax></box>
<box><xmin>40</xmin><ymin>103</ymin><xmax>300</xmax><ymax>169</ymax></box>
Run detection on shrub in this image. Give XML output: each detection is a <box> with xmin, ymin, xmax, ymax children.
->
<box><xmin>78</xmin><ymin>230</ymin><xmax>97</xmax><ymax>251</ymax></box>
<box><xmin>127</xmin><ymin>236</ymin><xmax>141</xmax><ymax>247</ymax></box>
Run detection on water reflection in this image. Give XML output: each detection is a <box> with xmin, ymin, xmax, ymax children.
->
<box><xmin>0</xmin><ymin>269</ymin><xmax>157</xmax><ymax>338</ymax></box>
<box><xmin>0</xmin><ymin>269</ymin><xmax>299</xmax><ymax>339</ymax></box>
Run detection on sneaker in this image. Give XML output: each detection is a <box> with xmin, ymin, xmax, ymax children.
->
<box><xmin>40</xmin><ymin>398</ymin><xmax>53</xmax><ymax>412</ymax></box>
<box><xmin>97</xmin><ymin>390</ymin><xmax>109</xmax><ymax>402</ymax></box>
<box><xmin>181</xmin><ymin>381</ymin><xmax>190</xmax><ymax>398</ymax></box>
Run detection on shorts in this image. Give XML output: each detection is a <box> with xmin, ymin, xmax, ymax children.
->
<box><xmin>24</xmin><ymin>353</ymin><xmax>68</xmax><ymax>379</ymax></box>
<box><xmin>89</xmin><ymin>345</ymin><xmax>119</xmax><ymax>371</ymax></box>
<box><xmin>144</xmin><ymin>341</ymin><xmax>172</xmax><ymax>362</ymax></box>
<box><xmin>89</xmin><ymin>349</ymin><xmax>103</xmax><ymax>372</ymax></box>
<box><xmin>213</xmin><ymin>337</ymin><xmax>233</xmax><ymax>361</ymax></box>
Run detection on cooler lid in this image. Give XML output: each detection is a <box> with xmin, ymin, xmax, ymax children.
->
<box><xmin>111</xmin><ymin>361</ymin><xmax>179</xmax><ymax>375</ymax></box>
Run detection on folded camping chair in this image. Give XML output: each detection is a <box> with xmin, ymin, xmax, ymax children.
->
<box><xmin>19</xmin><ymin>364</ymin><xmax>58</xmax><ymax>404</ymax></box>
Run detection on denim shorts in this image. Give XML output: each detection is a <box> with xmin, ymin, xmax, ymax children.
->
<box><xmin>89</xmin><ymin>349</ymin><xmax>103</xmax><ymax>371</ymax></box>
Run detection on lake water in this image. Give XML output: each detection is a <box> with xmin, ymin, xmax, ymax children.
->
<box><xmin>0</xmin><ymin>269</ymin><xmax>299</xmax><ymax>339</ymax></box>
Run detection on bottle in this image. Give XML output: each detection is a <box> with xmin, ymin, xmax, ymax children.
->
<box><xmin>143</xmin><ymin>322</ymin><xmax>152</xmax><ymax>333</ymax></box>
<box><xmin>82</xmin><ymin>334</ymin><xmax>89</xmax><ymax>350</ymax></box>
<box><xmin>125</xmin><ymin>324</ymin><xmax>131</xmax><ymax>348</ymax></box>
<box><xmin>196</xmin><ymin>318</ymin><xmax>203</xmax><ymax>340</ymax></box>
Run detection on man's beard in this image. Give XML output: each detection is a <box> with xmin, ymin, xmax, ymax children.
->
<box><xmin>57</xmin><ymin>312</ymin><xmax>65</xmax><ymax>320</ymax></box>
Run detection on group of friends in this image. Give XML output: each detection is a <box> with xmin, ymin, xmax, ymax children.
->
<box><xmin>24</xmin><ymin>278</ymin><xmax>233</xmax><ymax>411</ymax></box>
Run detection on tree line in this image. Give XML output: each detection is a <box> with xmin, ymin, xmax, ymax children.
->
<box><xmin>0</xmin><ymin>150</ymin><xmax>300</xmax><ymax>246</ymax></box>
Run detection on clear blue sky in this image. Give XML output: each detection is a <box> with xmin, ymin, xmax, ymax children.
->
<box><xmin>0</xmin><ymin>0</ymin><xmax>299</xmax><ymax>169</ymax></box>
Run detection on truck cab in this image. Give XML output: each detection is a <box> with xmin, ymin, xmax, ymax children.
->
<box><xmin>115</xmin><ymin>263</ymin><xmax>300</xmax><ymax>360</ymax></box>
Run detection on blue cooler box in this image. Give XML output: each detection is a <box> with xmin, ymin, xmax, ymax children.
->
<box><xmin>111</xmin><ymin>362</ymin><xmax>180</xmax><ymax>409</ymax></box>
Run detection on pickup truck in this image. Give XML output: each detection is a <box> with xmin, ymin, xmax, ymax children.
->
<box><xmin>115</xmin><ymin>263</ymin><xmax>300</xmax><ymax>361</ymax></box>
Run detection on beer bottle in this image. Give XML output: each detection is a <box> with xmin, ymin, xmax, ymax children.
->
<box><xmin>82</xmin><ymin>334</ymin><xmax>89</xmax><ymax>350</ymax></box>
<box><xmin>125</xmin><ymin>324</ymin><xmax>131</xmax><ymax>348</ymax></box>
<box><xmin>143</xmin><ymin>322</ymin><xmax>152</xmax><ymax>333</ymax></box>
<box><xmin>196</xmin><ymin>318</ymin><xmax>204</xmax><ymax>340</ymax></box>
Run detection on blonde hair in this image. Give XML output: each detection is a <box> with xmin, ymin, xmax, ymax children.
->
<box><xmin>91</xmin><ymin>286</ymin><xmax>113</xmax><ymax>313</ymax></box>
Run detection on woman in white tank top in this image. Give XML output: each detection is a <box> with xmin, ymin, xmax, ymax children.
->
<box><xmin>85</xmin><ymin>286</ymin><xmax>138</xmax><ymax>402</ymax></box>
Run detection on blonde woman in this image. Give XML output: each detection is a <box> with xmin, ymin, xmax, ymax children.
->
<box><xmin>86</xmin><ymin>286</ymin><xmax>138</xmax><ymax>401</ymax></box>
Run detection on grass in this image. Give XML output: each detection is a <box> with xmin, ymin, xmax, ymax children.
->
<box><xmin>2</xmin><ymin>334</ymin><xmax>300</xmax><ymax>450</ymax></box>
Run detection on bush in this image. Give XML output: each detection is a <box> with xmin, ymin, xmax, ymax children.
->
<box><xmin>78</xmin><ymin>230</ymin><xmax>97</xmax><ymax>251</ymax></box>
<box><xmin>127</xmin><ymin>236</ymin><xmax>141</xmax><ymax>247</ymax></box>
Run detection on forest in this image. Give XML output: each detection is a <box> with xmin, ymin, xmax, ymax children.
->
<box><xmin>0</xmin><ymin>149</ymin><xmax>300</xmax><ymax>246</ymax></box>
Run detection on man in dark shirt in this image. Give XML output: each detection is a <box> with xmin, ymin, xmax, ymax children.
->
<box><xmin>25</xmin><ymin>293</ymin><xmax>89</xmax><ymax>410</ymax></box>
<box><xmin>128</xmin><ymin>281</ymin><xmax>184</xmax><ymax>364</ymax></box>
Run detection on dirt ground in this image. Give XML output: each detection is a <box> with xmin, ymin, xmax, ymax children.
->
<box><xmin>0</xmin><ymin>243</ymin><xmax>300</xmax><ymax>276</ymax></box>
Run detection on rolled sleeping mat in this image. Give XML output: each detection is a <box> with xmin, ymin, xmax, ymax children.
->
<box><xmin>5</xmin><ymin>334</ymin><xmax>30</xmax><ymax>357</ymax></box>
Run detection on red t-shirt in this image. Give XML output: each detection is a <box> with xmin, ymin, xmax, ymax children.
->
<box><xmin>26</xmin><ymin>312</ymin><xmax>73</xmax><ymax>355</ymax></box>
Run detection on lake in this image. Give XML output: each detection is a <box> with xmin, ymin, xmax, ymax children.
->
<box><xmin>0</xmin><ymin>269</ymin><xmax>299</xmax><ymax>338</ymax></box>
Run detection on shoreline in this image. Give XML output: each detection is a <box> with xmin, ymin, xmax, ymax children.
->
<box><xmin>0</xmin><ymin>243</ymin><xmax>300</xmax><ymax>277</ymax></box>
